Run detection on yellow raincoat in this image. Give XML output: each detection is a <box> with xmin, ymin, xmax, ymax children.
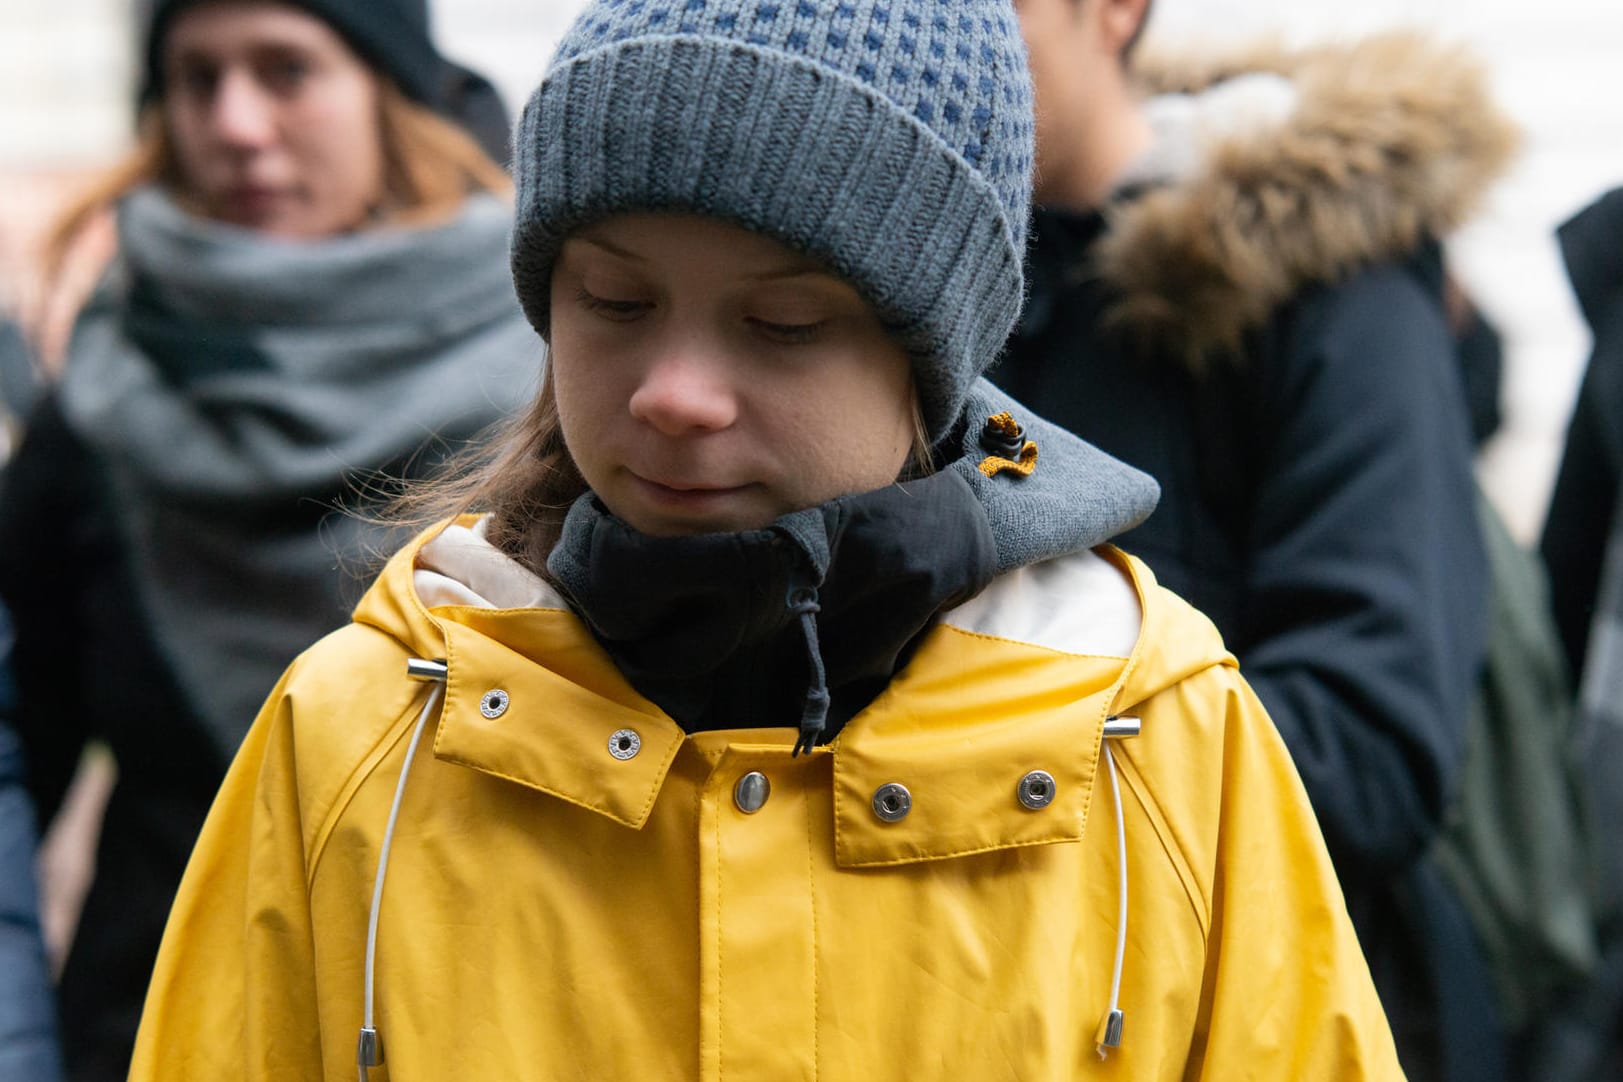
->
<box><xmin>131</xmin><ymin>518</ymin><xmax>1403</xmax><ymax>1079</ymax></box>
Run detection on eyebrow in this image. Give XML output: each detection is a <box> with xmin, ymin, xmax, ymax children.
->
<box><xmin>571</xmin><ymin>232</ymin><xmax>840</xmax><ymax>284</ymax></box>
<box><xmin>573</xmin><ymin>233</ymin><xmax>646</xmax><ymax>262</ymax></box>
<box><xmin>165</xmin><ymin>39</ymin><xmax>311</xmax><ymax>76</ymax></box>
<box><xmin>744</xmin><ymin>264</ymin><xmax>839</xmax><ymax>284</ymax></box>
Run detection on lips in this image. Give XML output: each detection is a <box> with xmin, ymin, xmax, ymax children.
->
<box><xmin>637</xmin><ymin>475</ymin><xmax>741</xmax><ymax>493</ymax></box>
<box><xmin>630</xmin><ymin>473</ymin><xmax>749</xmax><ymax>498</ymax></box>
<box><xmin>615</xmin><ymin>472</ymin><xmax>770</xmax><ymax>536</ymax></box>
<box><xmin>220</xmin><ymin>185</ymin><xmax>288</xmax><ymax>223</ymax></box>
<box><xmin>625</xmin><ymin>469</ymin><xmax>760</xmax><ymax>514</ymax></box>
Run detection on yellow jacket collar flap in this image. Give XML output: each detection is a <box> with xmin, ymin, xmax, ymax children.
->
<box><xmin>431</xmin><ymin>607</ymin><xmax>684</xmax><ymax>829</ymax></box>
<box><xmin>831</xmin><ymin>623</ymin><xmax>1128</xmax><ymax>868</ymax></box>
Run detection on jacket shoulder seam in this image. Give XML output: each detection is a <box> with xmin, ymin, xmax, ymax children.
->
<box><xmin>294</xmin><ymin>626</ymin><xmax>430</xmax><ymax>889</ymax></box>
<box><xmin>1111</xmin><ymin>743</ymin><xmax>1212</xmax><ymax>942</ymax></box>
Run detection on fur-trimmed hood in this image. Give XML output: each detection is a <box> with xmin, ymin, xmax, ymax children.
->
<box><xmin>1091</xmin><ymin>32</ymin><xmax>1518</xmax><ymax>366</ymax></box>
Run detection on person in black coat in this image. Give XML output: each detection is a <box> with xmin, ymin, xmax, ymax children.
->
<box><xmin>1542</xmin><ymin>187</ymin><xmax>1623</xmax><ymax>686</ymax></box>
<box><xmin>1002</xmin><ymin>3</ymin><xmax>1516</xmax><ymax>1079</ymax></box>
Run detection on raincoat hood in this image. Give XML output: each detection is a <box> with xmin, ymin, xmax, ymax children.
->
<box><xmin>334</xmin><ymin>460</ymin><xmax>1221</xmax><ymax>1065</ymax></box>
<box><xmin>366</xmin><ymin>515</ymin><xmax>1234</xmax><ymax>741</ymax></box>
<box><xmin>347</xmin><ymin>510</ymin><xmax>1233</xmax><ymax>841</ymax></box>
<box><xmin>350</xmin><ymin>377</ymin><xmax>1195</xmax><ymax>787</ymax></box>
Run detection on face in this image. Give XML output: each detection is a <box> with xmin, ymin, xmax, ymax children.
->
<box><xmin>548</xmin><ymin>214</ymin><xmax>917</xmax><ymax>538</ymax></box>
<box><xmin>1013</xmin><ymin>0</ymin><xmax>1143</xmax><ymax>204</ymax></box>
<box><xmin>162</xmin><ymin>1</ymin><xmax>386</xmax><ymax>238</ymax></box>
<box><xmin>1012</xmin><ymin>0</ymin><xmax>1101</xmax><ymax>201</ymax></box>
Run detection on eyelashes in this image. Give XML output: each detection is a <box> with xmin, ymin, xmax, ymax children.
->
<box><xmin>574</xmin><ymin>287</ymin><xmax>828</xmax><ymax>344</ymax></box>
<box><xmin>747</xmin><ymin>317</ymin><xmax>827</xmax><ymax>345</ymax></box>
<box><xmin>574</xmin><ymin>286</ymin><xmax>648</xmax><ymax>320</ymax></box>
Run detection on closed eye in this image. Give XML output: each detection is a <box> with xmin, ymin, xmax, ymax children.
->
<box><xmin>575</xmin><ymin>286</ymin><xmax>650</xmax><ymax>321</ymax></box>
<box><xmin>748</xmin><ymin>317</ymin><xmax>827</xmax><ymax>345</ymax></box>
<box><xmin>259</xmin><ymin>54</ymin><xmax>312</xmax><ymax>96</ymax></box>
<box><xmin>171</xmin><ymin>58</ymin><xmax>221</xmax><ymax>100</ymax></box>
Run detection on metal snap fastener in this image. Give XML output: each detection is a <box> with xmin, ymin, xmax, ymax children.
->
<box><xmin>1018</xmin><ymin>770</ymin><xmax>1057</xmax><ymax>810</ymax></box>
<box><xmin>871</xmin><ymin>782</ymin><xmax>912</xmax><ymax>822</ymax></box>
<box><xmin>607</xmin><ymin>728</ymin><xmax>641</xmax><ymax>760</ymax></box>
<box><xmin>734</xmin><ymin>772</ymin><xmax>770</xmax><ymax>814</ymax></box>
<box><xmin>479</xmin><ymin>689</ymin><xmax>509</xmax><ymax>719</ymax></box>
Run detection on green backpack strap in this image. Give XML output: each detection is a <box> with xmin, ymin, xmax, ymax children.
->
<box><xmin>1431</xmin><ymin>489</ymin><xmax>1600</xmax><ymax>1031</ymax></box>
<box><xmin>1574</xmin><ymin>479</ymin><xmax>1623</xmax><ymax>922</ymax></box>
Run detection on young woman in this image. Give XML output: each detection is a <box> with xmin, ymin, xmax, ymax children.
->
<box><xmin>0</xmin><ymin>2</ymin><xmax>535</xmax><ymax>1076</ymax></box>
<box><xmin>132</xmin><ymin>1</ymin><xmax>1404</xmax><ymax>1078</ymax></box>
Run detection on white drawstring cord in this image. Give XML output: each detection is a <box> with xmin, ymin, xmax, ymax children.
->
<box><xmin>1096</xmin><ymin>739</ymin><xmax>1128</xmax><ymax>1059</ymax></box>
<box><xmin>358</xmin><ymin>676</ymin><xmax>444</xmax><ymax>1082</ymax></box>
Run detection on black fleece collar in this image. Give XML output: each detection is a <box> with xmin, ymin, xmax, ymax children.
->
<box><xmin>546</xmin><ymin>468</ymin><xmax>998</xmax><ymax>746</ymax></box>
<box><xmin>1021</xmin><ymin>206</ymin><xmax>1111</xmax><ymax>341</ymax></box>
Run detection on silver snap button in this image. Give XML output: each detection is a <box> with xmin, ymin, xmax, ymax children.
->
<box><xmin>607</xmin><ymin>728</ymin><xmax>641</xmax><ymax>760</ymax></box>
<box><xmin>733</xmin><ymin>772</ymin><xmax>770</xmax><ymax>814</ymax></box>
<box><xmin>479</xmin><ymin>689</ymin><xmax>509</xmax><ymax>719</ymax></box>
<box><xmin>1018</xmin><ymin>770</ymin><xmax>1057</xmax><ymax>810</ymax></box>
<box><xmin>871</xmin><ymin>782</ymin><xmax>912</xmax><ymax>822</ymax></box>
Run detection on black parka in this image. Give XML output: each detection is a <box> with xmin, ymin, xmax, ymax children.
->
<box><xmin>995</xmin><ymin>32</ymin><xmax>1512</xmax><ymax>1082</ymax></box>
<box><xmin>1543</xmin><ymin>187</ymin><xmax>1623</xmax><ymax>684</ymax></box>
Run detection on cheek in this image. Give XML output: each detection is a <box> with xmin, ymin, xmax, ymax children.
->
<box><xmin>546</xmin><ymin>299</ymin><xmax>643</xmax><ymax>410</ymax></box>
<box><xmin>841</xmin><ymin>391</ymin><xmax>916</xmax><ymax>490</ymax></box>
<box><xmin>853</xmin><ymin>346</ymin><xmax>918</xmax><ymax>455</ymax></box>
<box><xmin>545</xmin><ymin>313</ymin><xmax>595</xmax><ymax>416</ymax></box>
<box><xmin>773</xmin><ymin>349</ymin><xmax>915</xmax><ymax>499</ymax></box>
<box><xmin>297</xmin><ymin>91</ymin><xmax>384</xmax><ymax>217</ymax></box>
<box><xmin>546</xmin><ymin>344</ymin><xmax>588</xmax><ymax>433</ymax></box>
<box><xmin>546</xmin><ymin>335</ymin><xmax>620</xmax><ymax>468</ymax></box>
<box><xmin>164</xmin><ymin>106</ymin><xmax>214</xmax><ymax>189</ymax></box>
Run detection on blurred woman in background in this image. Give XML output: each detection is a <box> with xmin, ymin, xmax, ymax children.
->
<box><xmin>0</xmin><ymin>3</ymin><xmax>534</xmax><ymax>1077</ymax></box>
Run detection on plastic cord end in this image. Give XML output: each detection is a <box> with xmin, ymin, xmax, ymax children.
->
<box><xmin>1095</xmin><ymin>1008</ymin><xmax>1124</xmax><ymax>1059</ymax></box>
<box><xmin>357</xmin><ymin>1027</ymin><xmax>383</xmax><ymax>1067</ymax></box>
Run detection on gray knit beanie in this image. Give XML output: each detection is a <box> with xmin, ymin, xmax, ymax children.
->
<box><xmin>510</xmin><ymin>0</ymin><xmax>1034</xmax><ymax>443</ymax></box>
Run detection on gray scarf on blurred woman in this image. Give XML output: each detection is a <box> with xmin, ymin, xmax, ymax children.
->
<box><xmin>58</xmin><ymin>187</ymin><xmax>537</xmax><ymax>760</ymax></box>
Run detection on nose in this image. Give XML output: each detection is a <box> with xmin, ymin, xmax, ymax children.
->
<box><xmin>208</xmin><ymin>69</ymin><xmax>277</xmax><ymax>150</ymax></box>
<box><xmin>627</xmin><ymin>345</ymin><xmax>739</xmax><ymax>436</ymax></box>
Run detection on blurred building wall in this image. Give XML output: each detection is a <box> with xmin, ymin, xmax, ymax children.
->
<box><xmin>0</xmin><ymin>0</ymin><xmax>132</xmax><ymax>308</ymax></box>
<box><xmin>0</xmin><ymin>0</ymin><xmax>132</xmax><ymax>168</ymax></box>
<box><xmin>1</xmin><ymin>0</ymin><xmax>1620</xmax><ymax>541</ymax></box>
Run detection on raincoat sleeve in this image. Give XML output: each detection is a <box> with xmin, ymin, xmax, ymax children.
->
<box><xmin>1153</xmin><ymin>662</ymin><xmax>1405</xmax><ymax>1078</ymax></box>
<box><xmin>127</xmin><ymin>671</ymin><xmax>326</xmax><ymax>1080</ymax></box>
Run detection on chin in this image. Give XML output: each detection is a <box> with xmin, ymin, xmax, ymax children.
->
<box><xmin>603</xmin><ymin>476</ymin><xmax>787</xmax><ymax>538</ymax></box>
<box><xmin>614</xmin><ymin>499</ymin><xmax>783</xmax><ymax>538</ymax></box>
<box><xmin>630</xmin><ymin>513</ymin><xmax>768</xmax><ymax>538</ymax></box>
